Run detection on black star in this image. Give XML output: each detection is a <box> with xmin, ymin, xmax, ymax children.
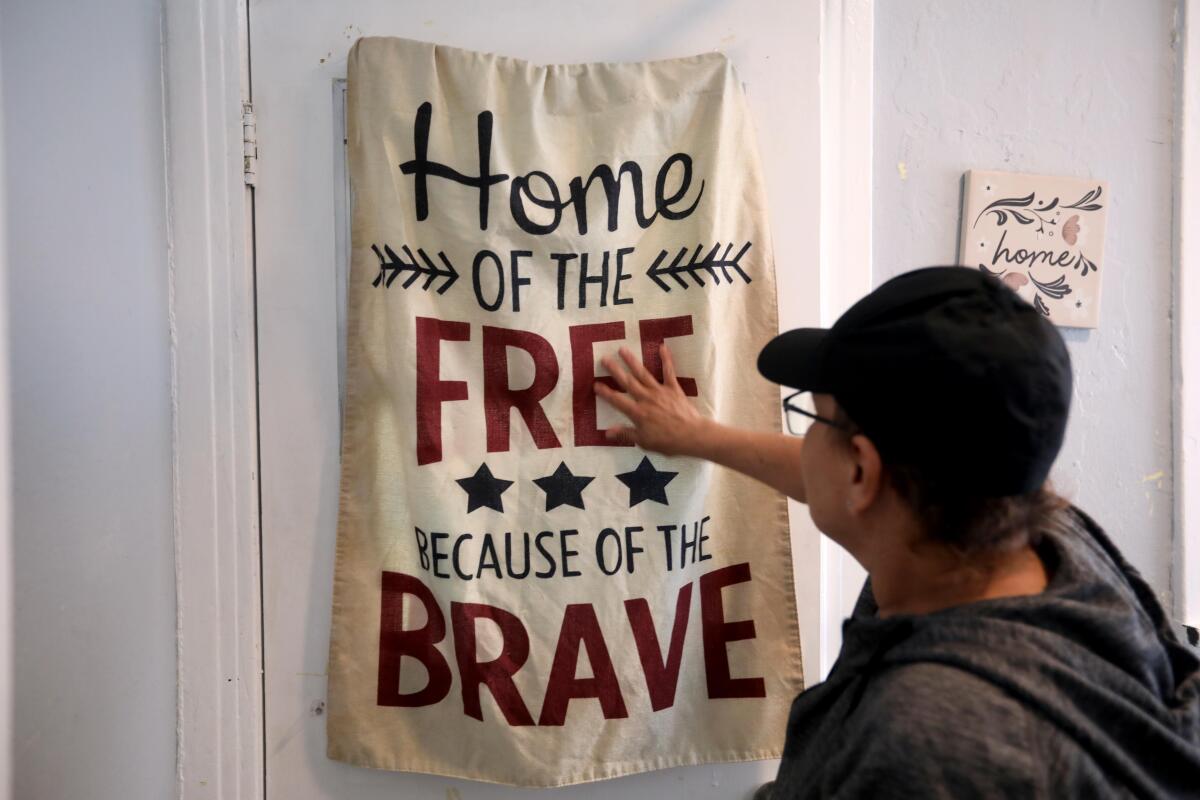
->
<box><xmin>533</xmin><ymin>461</ymin><xmax>594</xmax><ymax>511</ymax></box>
<box><xmin>615</xmin><ymin>456</ymin><xmax>678</xmax><ymax>507</ymax></box>
<box><xmin>456</xmin><ymin>462</ymin><xmax>513</xmax><ymax>513</ymax></box>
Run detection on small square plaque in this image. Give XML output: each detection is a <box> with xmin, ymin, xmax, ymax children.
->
<box><xmin>958</xmin><ymin>170</ymin><xmax>1109</xmax><ymax>328</ymax></box>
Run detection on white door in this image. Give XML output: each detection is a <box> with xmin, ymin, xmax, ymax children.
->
<box><xmin>249</xmin><ymin>2</ymin><xmax>823</xmax><ymax>797</ymax></box>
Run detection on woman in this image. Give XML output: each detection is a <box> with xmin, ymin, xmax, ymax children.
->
<box><xmin>596</xmin><ymin>266</ymin><xmax>1200</xmax><ymax>798</ymax></box>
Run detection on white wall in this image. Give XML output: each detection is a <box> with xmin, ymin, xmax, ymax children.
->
<box><xmin>0</xmin><ymin>1</ymin><xmax>177</xmax><ymax>798</ymax></box>
<box><xmin>873</xmin><ymin>0</ymin><xmax>1177</xmax><ymax>605</ymax></box>
<box><xmin>0</xmin><ymin>9</ymin><xmax>11</xmax><ymax>797</ymax></box>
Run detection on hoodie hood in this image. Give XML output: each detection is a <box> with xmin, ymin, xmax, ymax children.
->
<box><xmin>840</xmin><ymin>506</ymin><xmax>1200</xmax><ymax>799</ymax></box>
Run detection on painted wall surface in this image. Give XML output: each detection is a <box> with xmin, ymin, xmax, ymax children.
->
<box><xmin>0</xmin><ymin>1</ymin><xmax>177</xmax><ymax>798</ymax></box>
<box><xmin>874</xmin><ymin>1</ymin><xmax>1177</xmax><ymax>605</ymax></box>
<box><xmin>0</xmin><ymin>12</ymin><xmax>12</xmax><ymax>797</ymax></box>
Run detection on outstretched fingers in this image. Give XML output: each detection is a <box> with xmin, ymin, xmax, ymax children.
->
<box><xmin>594</xmin><ymin>380</ymin><xmax>639</xmax><ymax>418</ymax></box>
<box><xmin>619</xmin><ymin>347</ymin><xmax>658</xmax><ymax>390</ymax></box>
<box><xmin>600</xmin><ymin>353</ymin><xmax>650</xmax><ymax>400</ymax></box>
<box><xmin>660</xmin><ymin>342</ymin><xmax>681</xmax><ymax>390</ymax></box>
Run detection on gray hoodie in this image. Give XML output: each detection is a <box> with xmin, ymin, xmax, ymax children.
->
<box><xmin>769</xmin><ymin>506</ymin><xmax>1200</xmax><ymax>798</ymax></box>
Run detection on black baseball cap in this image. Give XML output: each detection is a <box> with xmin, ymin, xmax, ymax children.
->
<box><xmin>757</xmin><ymin>266</ymin><xmax>1072</xmax><ymax>497</ymax></box>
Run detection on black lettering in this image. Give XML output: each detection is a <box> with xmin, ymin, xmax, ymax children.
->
<box><xmin>510</xmin><ymin>171</ymin><xmax>564</xmax><ymax>235</ymax></box>
<box><xmin>655</xmin><ymin>153</ymin><xmax>704</xmax><ymax>220</ymax></box>
<box><xmin>551</xmin><ymin>252</ymin><xmax>577</xmax><ymax>311</ymax></box>
<box><xmin>431</xmin><ymin>531</ymin><xmax>450</xmax><ymax>578</ymax></box>
<box><xmin>398</xmin><ymin>102</ymin><xmax>509</xmax><ymax>230</ymax></box>
<box><xmin>451</xmin><ymin>534</ymin><xmax>474</xmax><ymax>581</ymax></box>
<box><xmin>613</xmin><ymin>247</ymin><xmax>635</xmax><ymax>305</ymax></box>
<box><xmin>659</xmin><ymin>524</ymin><xmax>677</xmax><ymax>571</ymax></box>
<box><xmin>535</xmin><ymin>531</ymin><xmax>558</xmax><ymax>578</ymax></box>
<box><xmin>680</xmin><ymin>521</ymin><xmax>699</xmax><ymax>566</ymax></box>
<box><xmin>596</xmin><ymin>528</ymin><xmax>622</xmax><ymax>576</ymax></box>
<box><xmin>476</xmin><ymin>534</ymin><xmax>503</xmax><ymax>580</ymax></box>
<box><xmin>567</xmin><ymin>162</ymin><xmax>655</xmax><ymax>235</ymax></box>
<box><xmin>578</xmin><ymin>252</ymin><xmax>608</xmax><ymax>309</ymax></box>
<box><xmin>505</xmin><ymin>531</ymin><xmax>531</xmax><ymax>579</ymax></box>
<box><xmin>472</xmin><ymin>250</ymin><xmax>505</xmax><ymax>311</ymax></box>
<box><xmin>415</xmin><ymin>526</ymin><xmax>430</xmax><ymax>571</ymax></box>
<box><xmin>561</xmin><ymin>529</ymin><xmax>581</xmax><ymax>577</ymax></box>
<box><xmin>624</xmin><ymin>525</ymin><xmax>644</xmax><ymax>574</ymax></box>
<box><xmin>510</xmin><ymin>250</ymin><xmax>532</xmax><ymax>312</ymax></box>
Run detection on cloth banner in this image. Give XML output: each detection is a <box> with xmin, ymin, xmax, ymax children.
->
<box><xmin>328</xmin><ymin>36</ymin><xmax>804</xmax><ymax>787</ymax></box>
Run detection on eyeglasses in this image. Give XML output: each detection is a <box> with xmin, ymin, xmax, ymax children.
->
<box><xmin>782</xmin><ymin>390</ymin><xmax>853</xmax><ymax>436</ymax></box>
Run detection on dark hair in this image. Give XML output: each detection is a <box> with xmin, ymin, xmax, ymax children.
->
<box><xmin>885</xmin><ymin>465</ymin><xmax>1066</xmax><ymax>554</ymax></box>
<box><xmin>831</xmin><ymin>402</ymin><xmax>1066</xmax><ymax>554</ymax></box>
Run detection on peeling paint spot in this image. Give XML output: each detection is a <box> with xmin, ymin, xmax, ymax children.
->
<box><xmin>897</xmin><ymin>161</ymin><xmax>908</xmax><ymax>180</ymax></box>
<box><xmin>446</xmin><ymin>789</ymin><xmax>463</xmax><ymax>800</ymax></box>
<box><xmin>311</xmin><ymin>700</ymin><xmax>326</xmax><ymax>716</ymax></box>
<box><xmin>1141</xmin><ymin>470</ymin><xmax>1165</xmax><ymax>483</ymax></box>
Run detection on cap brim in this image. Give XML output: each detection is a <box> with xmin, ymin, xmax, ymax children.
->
<box><xmin>756</xmin><ymin>328</ymin><xmax>830</xmax><ymax>390</ymax></box>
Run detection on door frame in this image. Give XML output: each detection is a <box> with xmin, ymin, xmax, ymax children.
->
<box><xmin>163</xmin><ymin>1</ymin><xmax>263</xmax><ymax>799</ymax></box>
<box><xmin>817</xmin><ymin>0</ymin><xmax>873</xmax><ymax>678</ymax></box>
<box><xmin>1175</xmin><ymin>0</ymin><xmax>1200</xmax><ymax>632</ymax></box>
<box><xmin>164</xmin><ymin>1</ymin><xmax>873</xmax><ymax>797</ymax></box>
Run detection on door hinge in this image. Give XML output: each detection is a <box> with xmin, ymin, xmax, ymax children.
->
<box><xmin>242</xmin><ymin>102</ymin><xmax>258</xmax><ymax>186</ymax></box>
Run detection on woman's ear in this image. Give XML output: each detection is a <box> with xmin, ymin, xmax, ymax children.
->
<box><xmin>845</xmin><ymin>433</ymin><xmax>884</xmax><ymax>515</ymax></box>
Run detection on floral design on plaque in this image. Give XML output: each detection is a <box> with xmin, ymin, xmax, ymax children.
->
<box><xmin>958</xmin><ymin>170</ymin><xmax>1109</xmax><ymax>328</ymax></box>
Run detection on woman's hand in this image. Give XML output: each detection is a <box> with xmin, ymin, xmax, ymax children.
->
<box><xmin>595</xmin><ymin>343</ymin><xmax>809</xmax><ymax>502</ymax></box>
<box><xmin>594</xmin><ymin>344</ymin><xmax>710</xmax><ymax>457</ymax></box>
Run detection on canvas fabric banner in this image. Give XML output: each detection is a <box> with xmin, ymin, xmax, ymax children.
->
<box><xmin>328</xmin><ymin>36</ymin><xmax>804</xmax><ymax>787</ymax></box>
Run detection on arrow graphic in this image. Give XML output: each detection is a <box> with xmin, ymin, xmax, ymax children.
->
<box><xmin>646</xmin><ymin>241</ymin><xmax>753</xmax><ymax>292</ymax></box>
<box><xmin>370</xmin><ymin>243</ymin><xmax>460</xmax><ymax>294</ymax></box>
